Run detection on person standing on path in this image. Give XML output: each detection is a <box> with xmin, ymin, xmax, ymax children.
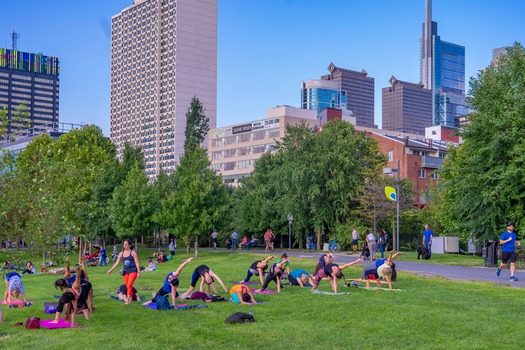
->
<box><xmin>423</xmin><ymin>224</ymin><xmax>433</xmax><ymax>259</ymax></box>
<box><xmin>496</xmin><ymin>222</ymin><xmax>521</xmax><ymax>282</ymax></box>
<box><xmin>351</xmin><ymin>227</ymin><xmax>359</xmax><ymax>252</ymax></box>
<box><xmin>366</xmin><ymin>230</ymin><xmax>377</xmax><ymax>261</ymax></box>
<box><xmin>231</xmin><ymin>230</ymin><xmax>239</xmax><ymax>253</ymax></box>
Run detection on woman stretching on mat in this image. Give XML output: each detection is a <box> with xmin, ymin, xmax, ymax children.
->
<box><xmin>312</xmin><ymin>253</ymin><xmax>335</xmax><ymax>277</ymax></box>
<box><xmin>229</xmin><ymin>284</ymin><xmax>258</xmax><ymax>304</ymax></box>
<box><xmin>182</xmin><ymin>264</ymin><xmax>228</xmax><ymax>297</ymax></box>
<box><xmin>359</xmin><ymin>251</ymin><xmax>401</xmax><ymax>290</ymax></box>
<box><xmin>311</xmin><ymin>257</ymin><xmax>363</xmax><ymax>293</ymax></box>
<box><xmin>52</xmin><ymin>265</ymin><xmax>88</xmax><ymax>326</ymax></box>
<box><xmin>64</xmin><ymin>260</ymin><xmax>94</xmax><ymax>314</ymax></box>
<box><xmin>4</xmin><ymin>271</ymin><xmax>28</xmax><ymax>304</ymax></box>
<box><xmin>107</xmin><ymin>238</ymin><xmax>141</xmax><ymax>305</ymax></box>
<box><xmin>241</xmin><ymin>256</ymin><xmax>275</xmax><ymax>284</ymax></box>
<box><xmin>288</xmin><ymin>269</ymin><xmax>314</xmax><ymax>287</ymax></box>
<box><xmin>255</xmin><ymin>258</ymin><xmax>289</xmax><ymax>294</ymax></box>
<box><xmin>143</xmin><ymin>257</ymin><xmax>194</xmax><ymax>307</ymax></box>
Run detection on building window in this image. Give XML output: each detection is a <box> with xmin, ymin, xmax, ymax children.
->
<box><xmin>387</xmin><ymin>151</ymin><xmax>394</xmax><ymax>162</ymax></box>
<box><xmin>418</xmin><ymin>169</ymin><xmax>426</xmax><ymax>178</ymax></box>
<box><xmin>252</xmin><ymin>130</ymin><xmax>265</xmax><ymax>141</ymax></box>
<box><xmin>431</xmin><ymin>172</ymin><xmax>439</xmax><ymax>179</ymax></box>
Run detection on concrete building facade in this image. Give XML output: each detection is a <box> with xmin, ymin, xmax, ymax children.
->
<box><xmin>0</xmin><ymin>48</ymin><xmax>60</xmax><ymax>136</ymax></box>
<box><xmin>208</xmin><ymin>106</ymin><xmax>317</xmax><ymax>186</ymax></box>
<box><xmin>110</xmin><ymin>0</ymin><xmax>217</xmax><ymax>177</ymax></box>
<box><xmin>382</xmin><ymin>76</ymin><xmax>432</xmax><ymax>135</ymax></box>
<box><xmin>321</xmin><ymin>63</ymin><xmax>375</xmax><ymax>128</ymax></box>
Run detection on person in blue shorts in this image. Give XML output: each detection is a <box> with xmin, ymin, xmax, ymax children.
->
<box><xmin>143</xmin><ymin>257</ymin><xmax>193</xmax><ymax>307</ymax></box>
<box><xmin>496</xmin><ymin>222</ymin><xmax>520</xmax><ymax>282</ymax></box>
<box><xmin>288</xmin><ymin>269</ymin><xmax>314</xmax><ymax>287</ymax></box>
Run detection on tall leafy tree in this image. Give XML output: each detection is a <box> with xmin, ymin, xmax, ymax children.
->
<box><xmin>184</xmin><ymin>96</ymin><xmax>210</xmax><ymax>150</ymax></box>
<box><xmin>440</xmin><ymin>43</ymin><xmax>525</xmax><ymax>240</ymax></box>
<box><xmin>109</xmin><ymin>163</ymin><xmax>158</xmax><ymax>243</ymax></box>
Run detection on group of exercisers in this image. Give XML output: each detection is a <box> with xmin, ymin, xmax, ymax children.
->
<box><xmin>3</xmin><ymin>238</ymin><xmax>402</xmax><ymax>328</ymax></box>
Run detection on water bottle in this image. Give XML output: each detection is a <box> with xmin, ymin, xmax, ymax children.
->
<box><xmin>249</xmin><ymin>309</ymin><xmax>253</xmax><ymax>316</ymax></box>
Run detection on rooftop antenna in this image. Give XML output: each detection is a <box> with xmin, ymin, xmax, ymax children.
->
<box><xmin>11</xmin><ymin>30</ymin><xmax>20</xmax><ymax>51</ymax></box>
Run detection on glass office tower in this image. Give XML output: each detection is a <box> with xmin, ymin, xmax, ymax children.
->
<box><xmin>421</xmin><ymin>0</ymin><xmax>467</xmax><ymax>127</ymax></box>
<box><xmin>301</xmin><ymin>79</ymin><xmax>347</xmax><ymax>114</ymax></box>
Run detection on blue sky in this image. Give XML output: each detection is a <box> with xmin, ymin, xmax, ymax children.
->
<box><xmin>2</xmin><ymin>0</ymin><xmax>524</xmax><ymax>135</ymax></box>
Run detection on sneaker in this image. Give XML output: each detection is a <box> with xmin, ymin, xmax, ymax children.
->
<box><xmin>496</xmin><ymin>267</ymin><xmax>501</xmax><ymax>277</ymax></box>
<box><xmin>510</xmin><ymin>276</ymin><xmax>518</xmax><ymax>282</ymax></box>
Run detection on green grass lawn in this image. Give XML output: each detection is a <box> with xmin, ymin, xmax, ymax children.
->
<box><xmin>0</xmin><ymin>248</ymin><xmax>523</xmax><ymax>349</ymax></box>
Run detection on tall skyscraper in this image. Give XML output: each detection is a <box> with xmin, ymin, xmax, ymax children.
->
<box><xmin>110</xmin><ymin>0</ymin><xmax>217</xmax><ymax>177</ymax></box>
<box><xmin>301</xmin><ymin>79</ymin><xmax>347</xmax><ymax>114</ymax></box>
<box><xmin>0</xmin><ymin>48</ymin><xmax>60</xmax><ymax>136</ymax></box>
<box><xmin>322</xmin><ymin>63</ymin><xmax>376</xmax><ymax>128</ymax></box>
<box><xmin>382</xmin><ymin>76</ymin><xmax>432</xmax><ymax>135</ymax></box>
<box><xmin>421</xmin><ymin>0</ymin><xmax>467</xmax><ymax>128</ymax></box>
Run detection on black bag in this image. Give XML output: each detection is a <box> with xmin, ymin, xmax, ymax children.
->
<box><xmin>224</xmin><ymin>312</ymin><xmax>255</xmax><ymax>324</ymax></box>
<box><xmin>24</xmin><ymin>316</ymin><xmax>40</xmax><ymax>329</ymax></box>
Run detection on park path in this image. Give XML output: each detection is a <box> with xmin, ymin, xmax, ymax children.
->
<box><xmin>232</xmin><ymin>248</ymin><xmax>525</xmax><ymax>289</ymax></box>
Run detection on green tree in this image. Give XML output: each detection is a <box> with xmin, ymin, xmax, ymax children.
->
<box><xmin>184</xmin><ymin>96</ymin><xmax>210</xmax><ymax>150</ymax></box>
<box><xmin>158</xmin><ymin>147</ymin><xmax>229</xmax><ymax>255</ymax></box>
<box><xmin>440</xmin><ymin>43</ymin><xmax>525</xmax><ymax>241</ymax></box>
<box><xmin>109</xmin><ymin>164</ymin><xmax>158</xmax><ymax>243</ymax></box>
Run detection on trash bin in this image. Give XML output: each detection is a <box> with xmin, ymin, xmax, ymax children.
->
<box><xmin>323</xmin><ymin>243</ymin><xmax>329</xmax><ymax>251</ymax></box>
<box><xmin>483</xmin><ymin>240</ymin><xmax>499</xmax><ymax>267</ymax></box>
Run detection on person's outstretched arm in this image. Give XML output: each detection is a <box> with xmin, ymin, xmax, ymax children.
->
<box><xmin>107</xmin><ymin>252</ymin><xmax>123</xmax><ymax>275</ymax></box>
<box><xmin>339</xmin><ymin>257</ymin><xmax>363</xmax><ymax>271</ymax></box>
<box><xmin>209</xmin><ymin>271</ymin><xmax>228</xmax><ymax>292</ymax></box>
<box><xmin>174</xmin><ymin>257</ymin><xmax>193</xmax><ymax>277</ymax></box>
<box><xmin>263</xmin><ymin>256</ymin><xmax>275</xmax><ymax>264</ymax></box>
<box><xmin>257</xmin><ymin>267</ymin><xmax>265</xmax><ymax>285</ymax></box>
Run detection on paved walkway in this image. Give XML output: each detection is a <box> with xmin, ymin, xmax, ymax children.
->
<box><xmin>232</xmin><ymin>248</ymin><xmax>525</xmax><ymax>289</ymax></box>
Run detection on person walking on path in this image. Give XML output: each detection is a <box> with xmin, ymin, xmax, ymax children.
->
<box><xmin>231</xmin><ymin>231</ymin><xmax>239</xmax><ymax>253</ymax></box>
<box><xmin>366</xmin><ymin>230</ymin><xmax>377</xmax><ymax>261</ymax></box>
<box><xmin>99</xmin><ymin>245</ymin><xmax>108</xmax><ymax>266</ymax></box>
<box><xmin>423</xmin><ymin>224</ymin><xmax>433</xmax><ymax>259</ymax></box>
<box><xmin>351</xmin><ymin>227</ymin><xmax>359</xmax><ymax>252</ymax></box>
<box><xmin>210</xmin><ymin>230</ymin><xmax>219</xmax><ymax>250</ymax></box>
<box><xmin>378</xmin><ymin>229</ymin><xmax>388</xmax><ymax>259</ymax></box>
<box><xmin>496</xmin><ymin>222</ymin><xmax>521</xmax><ymax>282</ymax></box>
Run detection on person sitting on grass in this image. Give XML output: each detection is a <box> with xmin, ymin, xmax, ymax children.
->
<box><xmin>311</xmin><ymin>258</ymin><xmax>363</xmax><ymax>293</ymax></box>
<box><xmin>288</xmin><ymin>269</ymin><xmax>314</xmax><ymax>287</ymax></box>
<box><xmin>241</xmin><ymin>256</ymin><xmax>275</xmax><ymax>285</ymax></box>
<box><xmin>117</xmin><ymin>284</ymin><xmax>141</xmax><ymax>302</ymax></box>
<box><xmin>182</xmin><ymin>264</ymin><xmax>228</xmax><ymax>297</ymax></box>
<box><xmin>22</xmin><ymin>261</ymin><xmax>36</xmax><ymax>275</ymax></box>
<box><xmin>142</xmin><ymin>257</ymin><xmax>157</xmax><ymax>271</ymax></box>
<box><xmin>2</xmin><ymin>260</ymin><xmax>14</xmax><ymax>270</ymax></box>
<box><xmin>143</xmin><ymin>257</ymin><xmax>194</xmax><ymax>308</ymax></box>
<box><xmin>312</xmin><ymin>253</ymin><xmax>335</xmax><ymax>277</ymax></box>
<box><xmin>359</xmin><ymin>251</ymin><xmax>401</xmax><ymax>290</ymax></box>
<box><xmin>229</xmin><ymin>284</ymin><xmax>258</xmax><ymax>304</ymax></box>
<box><xmin>239</xmin><ymin>236</ymin><xmax>248</xmax><ymax>250</ymax></box>
<box><xmin>4</xmin><ymin>271</ymin><xmax>28</xmax><ymax>304</ymax></box>
<box><xmin>255</xmin><ymin>258</ymin><xmax>289</xmax><ymax>294</ymax></box>
<box><xmin>52</xmin><ymin>265</ymin><xmax>89</xmax><ymax>326</ymax></box>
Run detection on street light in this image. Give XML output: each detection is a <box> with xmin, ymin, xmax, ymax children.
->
<box><xmin>287</xmin><ymin>214</ymin><xmax>293</xmax><ymax>250</ymax></box>
<box><xmin>383</xmin><ymin>159</ymin><xmax>401</xmax><ymax>251</ymax></box>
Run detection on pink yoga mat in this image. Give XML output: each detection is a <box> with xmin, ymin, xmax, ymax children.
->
<box><xmin>231</xmin><ymin>281</ymin><xmax>260</xmax><ymax>285</ymax></box>
<box><xmin>40</xmin><ymin>319</ymin><xmax>78</xmax><ymax>328</ymax></box>
<box><xmin>0</xmin><ymin>300</ymin><xmax>27</xmax><ymax>305</ymax></box>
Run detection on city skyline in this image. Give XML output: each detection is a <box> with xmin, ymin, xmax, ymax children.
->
<box><xmin>1</xmin><ymin>0</ymin><xmax>524</xmax><ymax>136</ymax></box>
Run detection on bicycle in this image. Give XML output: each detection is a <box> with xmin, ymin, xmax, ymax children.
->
<box><xmin>328</xmin><ymin>238</ymin><xmax>340</xmax><ymax>253</ymax></box>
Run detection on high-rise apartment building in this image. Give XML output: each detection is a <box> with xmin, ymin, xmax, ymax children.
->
<box><xmin>421</xmin><ymin>0</ymin><xmax>468</xmax><ymax>128</ymax></box>
<box><xmin>0</xmin><ymin>48</ymin><xmax>60</xmax><ymax>136</ymax></box>
<box><xmin>382</xmin><ymin>76</ymin><xmax>432</xmax><ymax>135</ymax></box>
<box><xmin>321</xmin><ymin>63</ymin><xmax>375</xmax><ymax>128</ymax></box>
<box><xmin>301</xmin><ymin>79</ymin><xmax>347</xmax><ymax>114</ymax></box>
<box><xmin>491</xmin><ymin>46</ymin><xmax>509</xmax><ymax>66</ymax></box>
<box><xmin>110</xmin><ymin>0</ymin><xmax>217</xmax><ymax>177</ymax></box>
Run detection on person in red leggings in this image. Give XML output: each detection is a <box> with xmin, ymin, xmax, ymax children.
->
<box><xmin>107</xmin><ymin>239</ymin><xmax>141</xmax><ymax>304</ymax></box>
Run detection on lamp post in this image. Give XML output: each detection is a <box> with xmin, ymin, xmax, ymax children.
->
<box><xmin>287</xmin><ymin>214</ymin><xmax>293</xmax><ymax>250</ymax></box>
<box><xmin>383</xmin><ymin>159</ymin><xmax>401</xmax><ymax>251</ymax></box>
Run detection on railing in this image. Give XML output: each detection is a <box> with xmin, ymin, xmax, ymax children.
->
<box><xmin>421</xmin><ymin>155</ymin><xmax>443</xmax><ymax>169</ymax></box>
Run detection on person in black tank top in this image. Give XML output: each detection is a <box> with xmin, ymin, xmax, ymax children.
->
<box><xmin>107</xmin><ymin>239</ymin><xmax>141</xmax><ymax>304</ymax></box>
<box><xmin>312</xmin><ymin>257</ymin><xmax>363</xmax><ymax>293</ymax></box>
<box><xmin>241</xmin><ymin>255</ymin><xmax>275</xmax><ymax>284</ymax></box>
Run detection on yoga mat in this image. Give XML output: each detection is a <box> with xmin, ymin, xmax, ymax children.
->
<box><xmin>250</xmin><ymin>289</ymin><xmax>276</xmax><ymax>295</ymax></box>
<box><xmin>231</xmin><ymin>281</ymin><xmax>260</xmax><ymax>285</ymax></box>
<box><xmin>311</xmin><ymin>289</ymin><xmax>350</xmax><ymax>295</ymax></box>
<box><xmin>0</xmin><ymin>300</ymin><xmax>29</xmax><ymax>306</ymax></box>
<box><xmin>40</xmin><ymin>319</ymin><xmax>79</xmax><ymax>328</ymax></box>
<box><xmin>142</xmin><ymin>302</ymin><xmax>206</xmax><ymax>310</ymax></box>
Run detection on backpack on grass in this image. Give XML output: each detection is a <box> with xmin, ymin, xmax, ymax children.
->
<box><xmin>224</xmin><ymin>312</ymin><xmax>255</xmax><ymax>324</ymax></box>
